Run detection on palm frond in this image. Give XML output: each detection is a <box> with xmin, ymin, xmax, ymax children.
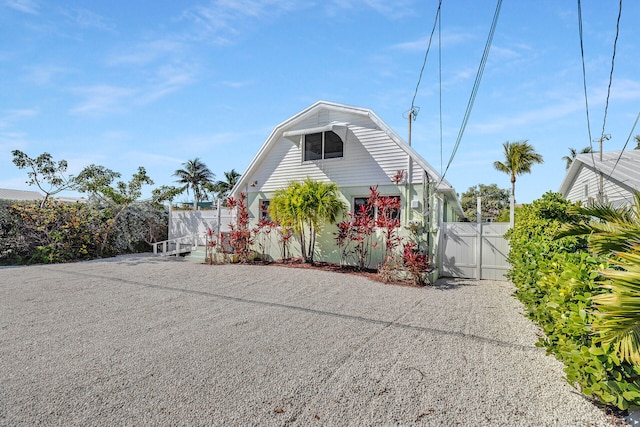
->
<box><xmin>591</xmin><ymin>245</ymin><xmax>640</xmax><ymax>364</ymax></box>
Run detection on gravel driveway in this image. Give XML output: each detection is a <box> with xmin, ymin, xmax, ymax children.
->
<box><xmin>0</xmin><ymin>254</ymin><xmax>620</xmax><ymax>426</ymax></box>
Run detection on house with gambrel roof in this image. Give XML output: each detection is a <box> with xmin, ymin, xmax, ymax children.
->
<box><xmin>230</xmin><ymin>101</ymin><xmax>464</xmax><ymax>273</ymax></box>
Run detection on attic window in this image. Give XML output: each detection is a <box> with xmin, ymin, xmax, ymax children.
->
<box><xmin>303</xmin><ymin>131</ymin><xmax>343</xmax><ymax>161</ymax></box>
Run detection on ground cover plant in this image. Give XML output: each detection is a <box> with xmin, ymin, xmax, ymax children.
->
<box><xmin>215</xmin><ymin>186</ymin><xmax>431</xmax><ymax>286</ymax></box>
<box><xmin>506</xmin><ymin>191</ymin><xmax>640</xmax><ymax>411</ymax></box>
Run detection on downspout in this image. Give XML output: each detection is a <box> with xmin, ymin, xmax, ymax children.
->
<box><xmin>424</xmin><ymin>171</ymin><xmax>431</xmax><ymax>252</ymax></box>
<box><xmin>406</xmin><ymin>111</ymin><xmax>413</xmax><ymax>225</ymax></box>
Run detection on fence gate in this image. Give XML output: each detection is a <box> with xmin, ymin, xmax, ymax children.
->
<box><xmin>440</xmin><ymin>222</ymin><xmax>510</xmax><ymax>280</ymax></box>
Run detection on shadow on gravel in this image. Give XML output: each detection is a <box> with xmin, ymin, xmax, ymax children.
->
<box><xmin>90</xmin><ymin>254</ymin><xmax>179</xmax><ymax>266</ymax></box>
<box><xmin>433</xmin><ymin>277</ymin><xmax>481</xmax><ymax>290</ymax></box>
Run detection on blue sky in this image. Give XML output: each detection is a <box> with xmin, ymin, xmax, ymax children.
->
<box><xmin>1</xmin><ymin>0</ymin><xmax>638</xmax><ymax>203</ymax></box>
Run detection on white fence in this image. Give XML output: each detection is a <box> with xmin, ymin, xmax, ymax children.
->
<box><xmin>169</xmin><ymin>207</ymin><xmax>235</xmax><ymax>246</ymax></box>
<box><xmin>440</xmin><ymin>222</ymin><xmax>510</xmax><ymax>281</ymax></box>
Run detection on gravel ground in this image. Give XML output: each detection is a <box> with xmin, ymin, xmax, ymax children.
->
<box><xmin>0</xmin><ymin>254</ymin><xmax>623</xmax><ymax>426</ymax></box>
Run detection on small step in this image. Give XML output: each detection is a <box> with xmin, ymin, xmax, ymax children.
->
<box><xmin>182</xmin><ymin>247</ymin><xmax>208</xmax><ymax>263</ymax></box>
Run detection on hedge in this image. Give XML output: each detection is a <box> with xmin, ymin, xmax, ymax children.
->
<box><xmin>506</xmin><ymin>192</ymin><xmax>640</xmax><ymax>411</ymax></box>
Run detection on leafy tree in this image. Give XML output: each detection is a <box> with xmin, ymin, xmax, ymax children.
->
<box><xmin>75</xmin><ymin>165</ymin><xmax>154</xmax><ymax>255</ymax></box>
<box><xmin>11</xmin><ymin>150</ymin><xmax>76</xmax><ymax>207</ymax></box>
<box><xmin>493</xmin><ymin>140</ymin><xmax>544</xmax><ymax>202</ymax></box>
<box><xmin>270</xmin><ymin>179</ymin><xmax>345</xmax><ymax>263</ymax></box>
<box><xmin>173</xmin><ymin>158</ymin><xmax>214</xmax><ymax>210</ymax></box>
<box><xmin>151</xmin><ymin>185</ymin><xmax>183</xmax><ymax>205</ymax></box>
<box><xmin>557</xmin><ymin>193</ymin><xmax>640</xmax><ymax>364</ymax></box>
<box><xmin>561</xmin><ymin>146</ymin><xmax>592</xmax><ymax>170</ymax></box>
<box><xmin>210</xmin><ymin>169</ymin><xmax>241</xmax><ymax>201</ymax></box>
<box><xmin>460</xmin><ymin>184</ymin><xmax>509</xmax><ymax>222</ymax></box>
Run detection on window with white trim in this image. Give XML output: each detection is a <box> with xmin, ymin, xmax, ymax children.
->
<box><xmin>353</xmin><ymin>195</ymin><xmax>401</xmax><ymax>223</ymax></box>
<box><xmin>259</xmin><ymin>200</ymin><xmax>271</xmax><ymax>221</ymax></box>
<box><xmin>303</xmin><ymin>130</ymin><xmax>343</xmax><ymax>161</ymax></box>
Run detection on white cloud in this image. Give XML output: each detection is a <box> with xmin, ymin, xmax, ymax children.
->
<box><xmin>473</xmin><ymin>99</ymin><xmax>583</xmax><ymax>134</ymax></box>
<box><xmin>182</xmin><ymin>0</ymin><xmax>306</xmax><ymax>44</ymax></box>
<box><xmin>222</xmin><ymin>80</ymin><xmax>255</xmax><ymax>89</ymax></box>
<box><xmin>107</xmin><ymin>39</ymin><xmax>186</xmax><ymax>67</ymax></box>
<box><xmin>139</xmin><ymin>67</ymin><xmax>196</xmax><ymax>104</ymax></box>
<box><xmin>2</xmin><ymin>0</ymin><xmax>39</xmax><ymax>14</ymax></box>
<box><xmin>390</xmin><ymin>30</ymin><xmax>476</xmax><ymax>52</ymax></box>
<box><xmin>610</xmin><ymin>78</ymin><xmax>640</xmax><ymax>102</ymax></box>
<box><xmin>328</xmin><ymin>0</ymin><xmax>416</xmax><ymax>18</ymax></box>
<box><xmin>70</xmin><ymin>65</ymin><xmax>196</xmax><ymax>115</ymax></box>
<box><xmin>0</xmin><ymin>108</ymin><xmax>39</xmax><ymax>129</ymax></box>
<box><xmin>62</xmin><ymin>7</ymin><xmax>115</xmax><ymax>32</ymax></box>
<box><xmin>70</xmin><ymin>85</ymin><xmax>137</xmax><ymax>115</ymax></box>
<box><xmin>25</xmin><ymin>65</ymin><xmax>73</xmax><ymax>85</ymax></box>
<box><xmin>122</xmin><ymin>151</ymin><xmax>185</xmax><ymax>167</ymax></box>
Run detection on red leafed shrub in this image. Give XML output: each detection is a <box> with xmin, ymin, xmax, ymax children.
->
<box><xmin>402</xmin><ymin>242</ymin><xmax>430</xmax><ymax>286</ymax></box>
<box><xmin>226</xmin><ymin>193</ymin><xmax>252</xmax><ymax>262</ymax></box>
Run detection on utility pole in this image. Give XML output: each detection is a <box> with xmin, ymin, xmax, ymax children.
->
<box><xmin>407</xmin><ymin>107</ymin><xmax>416</xmax><ymax>225</ymax></box>
<box><xmin>593</xmin><ymin>134</ymin><xmax>611</xmax><ymax>203</ymax></box>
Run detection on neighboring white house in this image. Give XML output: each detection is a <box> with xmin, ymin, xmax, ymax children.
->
<box><xmin>0</xmin><ymin>188</ymin><xmax>44</xmax><ymax>201</ymax></box>
<box><xmin>0</xmin><ymin>188</ymin><xmax>87</xmax><ymax>204</ymax></box>
<box><xmin>559</xmin><ymin>150</ymin><xmax>640</xmax><ymax>208</ymax></box>
<box><xmin>229</xmin><ymin>100</ymin><xmax>464</xmax><ymax>273</ymax></box>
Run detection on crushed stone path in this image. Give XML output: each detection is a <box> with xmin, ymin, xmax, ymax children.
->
<box><xmin>0</xmin><ymin>254</ymin><xmax>620</xmax><ymax>426</ymax></box>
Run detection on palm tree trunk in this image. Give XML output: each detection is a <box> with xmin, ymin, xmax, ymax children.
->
<box><xmin>308</xmin><ymin>225</ymin><xmax>316</xmax><ymax>264</ymax></box>
<box><xmin>299</xmin><ymin>227</ymin><xmax>307</xmax><ymax>263</ymax></box>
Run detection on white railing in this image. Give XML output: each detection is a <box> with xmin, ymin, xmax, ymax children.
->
<box><xmin>152</xmin><ymin>234</ymin><xmax>201</xmax><ymax>256</ymax></box>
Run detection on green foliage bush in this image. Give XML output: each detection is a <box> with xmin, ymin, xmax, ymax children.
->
<box><xmin>0</xmin><ymin>200</ymin><xmax>168</xmax><ymax>265</ymax></box>
<box><xmin>506</xmin><ymin>192</ymin><xmax>640</xmax><ymax>411</ymax></box>
<box><xmin>2</xmin><ymin>200</ymin><xmax>106</xmax><ymax>263</ymax></box>
<box><xmin>111</xmin><ymin>202</ymin><xmax>168</xmax><ymax>254</ymax></box>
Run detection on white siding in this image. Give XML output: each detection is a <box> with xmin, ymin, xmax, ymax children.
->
<box><xmin>566</xmin><ymin>165</ymin><xmax>633</xmax><ymax>205</ymax></box>
<box><xmin>247</xmin><ymin>124</ymin><xmax>424</xmax><ymax>193</ymax></box>
<box><xmin>289</xmin><ymin>109</ymin><xmax>376</xmax><ymax>132</ymax></box>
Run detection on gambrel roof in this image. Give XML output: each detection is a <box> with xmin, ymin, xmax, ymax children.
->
<box><xmin>559</xmin><ymin>150</ymin><xmax>640</xmax><ymax>206</ymax></box>
<box><xmin>234</xmin><ymin>100</ymin><xmax>458</xmax><ymax>196</ymax></box>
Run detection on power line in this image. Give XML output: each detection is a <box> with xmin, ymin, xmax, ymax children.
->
<box><xmin>577</xmin><ymin>0</ymin><xmax>596</xmax><ymax>170</ymax></box>
<box><xmin>608</xmin><ymin>111</ymin><xmax>639</xmax><ymax>180</ymax></box>
<box><xmin>438</xmin><ymin>0</ymin><xmax>503</xmax><ymax>185</ymax></box>
<box><xmin>598</xmin><ymin>0</ymin><xmax>622</xmax><ymax>145</ymax></box>
<box><xmin>438</xmin><ymin>4</ymin><xmax>443</xmax><ymax>174</ymax></box>
<box><xmin>409</xmin><ymin>0</ymin><xmax>442</xmax><ymax>114</ymax></box>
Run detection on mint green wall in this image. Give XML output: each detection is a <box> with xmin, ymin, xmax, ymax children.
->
<box><xmin>244</xmin><ymin>182</ymin><xmax>444</xmax><ymax>268</ymax></box>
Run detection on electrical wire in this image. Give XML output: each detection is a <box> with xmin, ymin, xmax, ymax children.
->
<box><xmin>438</xmin><ymin>5</ymin><xmax>443</xmax><ymax>174</ymax></box>
<box><xmin>598</xmin><ymin>0</ymin><xmax>622</xmax><ymax>145</ymax></box>
<box><xmin>577</xmin><ymin>0</ymin><xmax>596</xmax><ymax>169</ymax></box>
<box><xmin>409</xmin><ymin>0</ymin><xmax>442</xmax><ymax>115</ymax></box>
<box><xmin>438</xmin><ymin>0</ymin><xmax>502</xmax><ymax>185</ymax></box>
<box><xmin>607</xmin><ymin>111</ymin><xmax>639</xmax><ymax>180</ymax></box>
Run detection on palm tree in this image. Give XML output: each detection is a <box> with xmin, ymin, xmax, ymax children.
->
<box><xmin>562</xmin><ymin>146</ymin><xmax>592</xmax><ymax>170</ymax></box>
<box><xmin>212</xmin><ymin>169</ymin><xmax>241</xmax><ymax>200</ymax></box>
<box><xmin>173</xmin><ymin>158</ymin><xmax>214</xmax><ymax>210</ymax></box>
<box><xmin>493</xmin><ymin>140</ymin><xmax>544</xmax><ymax>201</ymax></box>
<box><xmin>557</xmin><ymin>193</ymin><xmax>640</xmax><ymax>364</ymax></box>
<box><xmin>634</xmin><ymin>135</ymin><xmax>640</xmax><ymax>150</ymax></box>
<box><xmin>270</xmin><ymin>179</ymin><xmax>345</xmax><ymax>263</ymax></box>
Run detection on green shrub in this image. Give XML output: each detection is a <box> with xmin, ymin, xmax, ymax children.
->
<box><xmin>4</xmin><ymin>201</ymin><xmax>107</xmax><ymax>264</ymax></box>
<box><xmin>111</xmin><ymin>202</ymin><xmax>168</xmax><ymax>254</ymax></box>
<box><xmin>506</xmin><ymin>192</ymin><xmax>640</xmax><ymax>411</ymax></box>
<box><xmin>0</xmin><ymin>200</ymin><xmax>168</xmax><ymax>265</ymax></box>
